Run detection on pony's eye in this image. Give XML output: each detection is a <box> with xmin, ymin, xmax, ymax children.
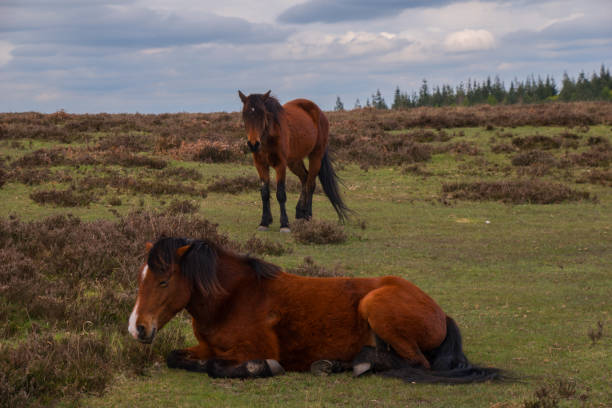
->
<box><xmin>159</xmin><ymin>280</ymin><xmax>168</xmax><ymax>287</ymax></box>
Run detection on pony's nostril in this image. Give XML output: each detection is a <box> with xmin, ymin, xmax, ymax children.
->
<box><xmin>137</xmin><ymin>325</ymin><xmax>146</xmax><ymax>337</ymax></box>
<box><xmin>247</xmin><ymin>141</ymin><xmax>261</xmax><ymax>152</ymax></box>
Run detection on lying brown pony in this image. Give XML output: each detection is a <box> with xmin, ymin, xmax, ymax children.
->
<box><xmin>128</xmin><ymin>237</ymin><xmax>502</xmax><ymax>383</ymax></box>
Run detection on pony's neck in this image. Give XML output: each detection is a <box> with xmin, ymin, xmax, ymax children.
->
<box><xmin>184</xmin><ymin>251</ymin><xmax>255</xmax><ymax>326</ymax></box>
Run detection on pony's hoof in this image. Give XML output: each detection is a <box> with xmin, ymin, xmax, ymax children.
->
<box><xmin>310</xmin><ymin>360</ymin><xmax>333</xmax><ymax>376</ymax></box>
<box><xmin>266</xmin><ymin>359</ymin><xmax>285</xmax><ymax>376</ymax></box>
<box><xmin>279</xmin><ymin>227</ymin><xmax>291</xmax><ymax>233</ymax></box>
<box><xmin>257</xmin><ymin>225</ymin><xmax>270</xmax><ymax>231</ymax></box>
<box><xmin>353</xmin><ymin>362</ymin><xmax>372</xmax><ymax>377</ymax></box>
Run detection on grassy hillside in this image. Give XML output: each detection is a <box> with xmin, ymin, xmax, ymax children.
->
<box><xmin>1</xmin><ymin>103</ymin><xmax>611</xmax><ymax>407</ymax></box>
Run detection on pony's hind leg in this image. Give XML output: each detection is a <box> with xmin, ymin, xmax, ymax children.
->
<box><xmin>205</xmin><ymin>358</ymin><xmax>285</xmax><ymax>379</ymax></box>
<box><xmin>288</xmin><ymin>160</ymin><xmax>309</xmax><ymax>219</ymax></box>
<box><xmin>310</xmin><ymin>359</ymin><xmax>352</xmax><ymax>376</ymax></box>
<box><xmin>358</xmin><ymin>283</ymin><xmax>447</xmax><ymax>371</ymax></box>
<box><xmin>351</xmin><ymin>337</ymin><xmax>409</xmax><ymax>377</ymax></box>
<box><xmin>304</xmin><ymin>150</ymin><xmax>324</xmax><ymax>218</ymax></box>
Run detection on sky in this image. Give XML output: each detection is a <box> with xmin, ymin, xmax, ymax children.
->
<box><xmin>0</xmin><ymin>0</ymin><xmax>610</xmax><ymax>113</ymax></box>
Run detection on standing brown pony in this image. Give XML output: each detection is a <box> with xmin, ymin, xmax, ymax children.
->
<box><xmin>129</xmin><ymin>237</ymin><xmax>502</xmax><ymax>383</ymax></box>
<box><xmin>238</xmin><ymin>90</ymin><xmax>349</xmax><ymax>231</ymax></box>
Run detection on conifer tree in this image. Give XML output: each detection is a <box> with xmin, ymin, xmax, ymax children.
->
<box><xmin>334</xmin><ymin>96</ymin><xmax>344</xmax><ymax>111</ymax></box>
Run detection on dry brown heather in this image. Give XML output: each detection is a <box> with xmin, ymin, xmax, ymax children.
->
<box><xmin>30</xmin><ymin>188</ymin><xmax>95</xmax><ymax>207</ymax></box>
<box><xmin>291</xmin><ymin>219</ymin><xmax>347</xmax><ymax>244</ymax></box>
<box><xmin>441</xmin><ymin>180</ymin><xmax>593</xmax><ymax>204</ymax></box>
<box><xmin>289</xmin><ymin>256</ymin><xmax>348</xmax><ymax>278</ymax></box>
<box><xmin>1</xmin><ymin>102</ymin><xmax>611</xmax><ymax>143</ymax></box>
<box><xmin>0</xmin><ymin>211</ymin><xmax>236</xmax><ymax>406</ymax></box>
<box><xmin>243</xmin><ymin>235</ymin><xmax>292</xmax><ymax>256</ymax></box>
<box><xmin>207</xmin><ymin>175</ymin><xmax>261</xmax><ymax>194</ymax></box>
<box><xmin>1</xmin><ymin>102</ymin><xmax>610</xmax><ymax>173</ymax></box>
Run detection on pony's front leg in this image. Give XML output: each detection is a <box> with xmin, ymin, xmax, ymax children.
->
<box><xmin>274</xmin><ymin>165</ymin><xmax>290</xmax><ymax>232</ymax></box>
<box><xmin>259</xmin><ymin>181</ymin><xmax>273</xmax><ymax>230</ymax></box>
<box><xmin>167</xmin><ymin>352</ymin><xmax>284</xmax><ymax>378</ymax></box>
<box><xmin>167</xmin><ymin>350</ymin><xmax>208</xmax><ymax>373</ymax></box>
<box><xmin>166</xmin><ymin>341</ymin><xmax>212</xmax><ymax>373</ymax></box>
<box><xmin>254</xmin><ymin>161</ymin><xmax>273</xmax><ymax>230</ymax></box>
<box><xmin>205</xmin><ymin>358</ymin><xmax>285</xmax><ymax>379</ymax></box>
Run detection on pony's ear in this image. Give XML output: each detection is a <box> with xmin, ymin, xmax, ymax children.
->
<box><xmin>238</xmin><ymin>90</ymin><xmax>248</xmax><ymax>104</ymax></box>
<box><xmin>176</xmin><ymin>244</ymin><xmax>191</xmax><ymax>259</ymax></box>
<box><xmin>145</xmin><ymin>242</ymin><xmax>153</xmax><ymax>252</ymax></box>
<box><xmin>263</xmin><ymin>90</ymin><xmax>271</xmax><ymax>101</ymax></box>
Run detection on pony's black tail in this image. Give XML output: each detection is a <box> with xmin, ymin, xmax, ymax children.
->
<box><xmin>382</xmin><ymin>316</ymin><xmax>503</xmax><ymax>384</ymax></box>
<box><xmin>318</xmin><ymin>150</ymin><xmax>350</xmax><ymax>222</ymax></box>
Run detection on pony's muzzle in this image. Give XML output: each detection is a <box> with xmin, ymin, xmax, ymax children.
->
<box><xmin>136</xmin><ymin>325</ymin><xmax>157</xmax><ymax>344</ymax></box>
<box><xmin>247</xmin><ymin>140</ymin><xmax>260</xmax><ymax>153</ymax></box>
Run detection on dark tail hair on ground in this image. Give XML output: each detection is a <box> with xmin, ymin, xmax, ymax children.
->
<box><xmin>381</xmin><ymin>316</ymin><xmax>504</xmax><ymax>384</ymax></box>
<box><xmin>318</xmin><ymin>150</ymin><xmax>351</xmax><ymax>222</ymax></box>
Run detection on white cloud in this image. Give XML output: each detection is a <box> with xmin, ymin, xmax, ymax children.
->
<box><xmin>34</xmin><ymin>92</ymin><xmax>61</xmax><ymax>102</ymax></box>
<box><xmin>274</xmin><ymin>30</ymin><xmax>409</xmax><ymax>61</ymax></box>
<box><xmin>444</xmin><ymin>29</ymin><xmax>495</xmax><ymax>52</ymax></box>
<box><xmin>0</xmin><ymin>41</ymin><xmax>15</xmax><ymax>66</ymax></box>
<box><xmin>497</xmin><ymin>62</ymin><xmax>524</xmax><ymax>71</ymax></box>
<box><xmin>537</xmin><ymin>12</ymin><xmax>584</xmax><ymax>32</ymax></box>
<box><xmin>139</xmin><ymin>47</ymin><xmax>172</xmax><ymax>55</ymax></box>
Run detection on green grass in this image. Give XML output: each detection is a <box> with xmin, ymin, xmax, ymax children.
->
<box><xmin>3</xmin><ymin>123</ymin><xmax>612</xmax><ymax>407</ymax></box>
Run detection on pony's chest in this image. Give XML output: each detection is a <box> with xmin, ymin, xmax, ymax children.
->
<box><xmin>255</xmin><ymin>148</ymin><xmax>282</xmax><ymax>167</ymax></box>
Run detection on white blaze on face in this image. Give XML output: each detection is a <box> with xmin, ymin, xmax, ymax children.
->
<box><xmin>128</xmin><ymin>264</ymin><xmax>148</xmax><ymax>338</ymax></box>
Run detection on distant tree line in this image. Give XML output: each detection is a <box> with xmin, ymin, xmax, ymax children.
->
<box><xmin>334</xmin><ymin>65</ymin><xmax>612</xmax><ymax>111</ymax></box>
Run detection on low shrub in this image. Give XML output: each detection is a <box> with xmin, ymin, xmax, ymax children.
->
<box><xmin>9</xmin><ymin>168</ymin><xmax>73</xmax><ymax>185</ymax></box>
<box><xmin>96</xmin><ymin>133</ymin><xmax>152</xmax><ymax>152</ymax></box>
<box><xmin>0</xmin><ymin>331</ymin><xmax>112</xmax><ymax>408</ymax></box>
<box><xmin>289</xmin><ymin>256</ymin><xmax>347</xmax><ymax>278</ymax></box>
<box><xmin>586</xmin><ymin>136</ymin><xmax>610</xmax><ymax>146</ymax></box>
<box><xmin>441</xmin><ymin>180</ymin><xmax>592</xmax><ymax>204</ymax></box>
<box><xmin>12</xmin><ymin>148</ymin><xmax>67</xmax><ymax>167</ymax></box>
<box><xmin>166</xmin><ymin>199</ymin><xmax>200</xmax><ymax>214</ymax></box>
<box><xmin>511</xmin><ymin>150</ymin><xmax>557</xmax><ymax>167</ymax></box>
<box><xmin>291</xmin><ymin>219</ymin><xmax>347</xmax><ymax>244</ymax></box>
<box><xmin>100</xmin><ymin>151</ymin><xmax>167</xmax><ymax>169</ymax></box>
<box><xmin>512</xmin><ymin>135</ymin><xmax>561</xmax><ymax>150</ymax></box>
<box><xmin>435</xmin><ymin>141</ymin><xmax>480</xmax><ymax>156</ymax></box>
<box><xmin>79</xmin><ymin>174</ymin><xmax>208</xmax><ymax>197</ymax></box>
<box><xmin>491</xmin><ymin>143</ymin><xmax>516</xmax><ymax>154</ymax></box>
<box><xmin>401</xmin><ymin>164</ymin><xmax>432</xmax><ymax>177</ymax></box>
<box><xmin>108</xmin><ymin>196</ymin><xmax>122</xmax><ymax>206</ymax></box>
<box><xmin>0</xmin><ymin>167</ymin><xmax>6</xmax><ymax>188</ymax></box>
<box><xmin>30</xmin><ymin>188</ymin><xmax>94</xmax><ymax>207</ymax></box>
<box><xmin>159</xmin><ymin>166</ymin><xmax>203</xmax><ymax>181</ymax></box>
<box><xmin>522</xmin><ymin>379</ymin><xmax>588</xmax><ymax>408</ymax></box>
<box><xmin>570</xmin><ymin>145</ymin><xmax>612</xmax><ymax>167</ymax></box>
<box><xmin>207</xmin><ymin>175</ymin><xmax>260</xmax><ymax>194</ymax></box>
<box><xmin>576</xmin><ymin>169</ymin><xmax>612</xmax><ymax>187</ymax></box>
<box><xmin>243</xmin><ymin>235</ymin><xmax>292</xmax><ymax>256</ymax></box>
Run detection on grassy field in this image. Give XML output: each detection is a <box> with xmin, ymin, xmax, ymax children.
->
<box><xmin>1</xmin><ymin>104</ymin><xmax>611</xmax><ymax>407</ymax></box>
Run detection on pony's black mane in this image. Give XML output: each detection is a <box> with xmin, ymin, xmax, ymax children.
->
<box><xmin>147</xmin><ymin>237</ymin><xmax>280</xmax><ymax>296</ymax></box>
<box><xmin>242</xmin><ymin>93</ymin><xmax>284</xmax><ymax>129</ymax></box>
